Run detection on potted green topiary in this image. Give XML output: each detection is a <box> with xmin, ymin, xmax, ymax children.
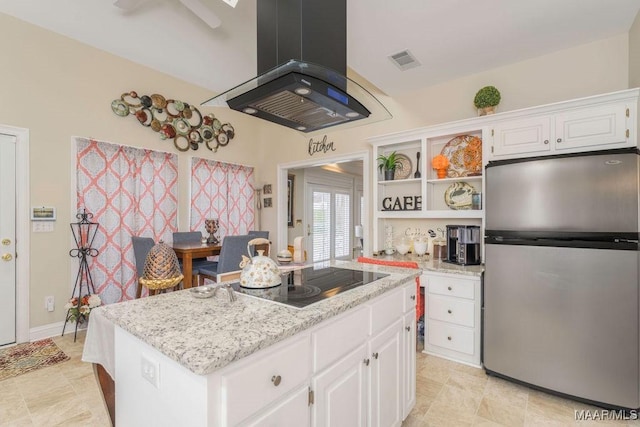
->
<box><xmin>377</xmin><ymin>151</ymin><xmax>403</xmax><ymax>181</ymax></box>
<box><xmin>474</xmin><ymin>85</ymin><xmax>501</xmax><ymax>116</ymax></box>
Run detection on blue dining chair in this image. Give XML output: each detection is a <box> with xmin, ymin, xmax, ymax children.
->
<box><xmin>131</xmin><ymin>236</ymin><xmax>155</xmax><ymax>298</ymax></box>
<box><xmin>197</xmin><ymin>234</ymin><xmax>254</xmax><ymax>284</ymax></box>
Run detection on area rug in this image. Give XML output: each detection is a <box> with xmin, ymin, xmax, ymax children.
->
<box><xmin>0</xmin><ymin>338</ymin><xmax>70</xmax><ymax>381</ymax></box>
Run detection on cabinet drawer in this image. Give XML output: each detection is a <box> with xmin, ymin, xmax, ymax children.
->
<box><xmin>313</xmin><ymin>305</ymin><xmax>369</xmax><ymax>373</ymax></box>
<box><xmin>403</xmin><ymin>280</ymin><xmax>418</xmax><ymax>314</ymax></box>
<box><xmin>427</xmin><ymin>295</ymin><xmax>474</xmax><ymax>327</ymax></box>
<box><xmin>370</xmin><ymin>286</ymin><xmax>404</xmax><ymax>335</ymax></box>
<box><xmin>222</xmin><ymin>335</ymin><xmax>311</xmax><ymax>426</ymax></box>
<box><xmin>427</xmin><ymin>275</ymin><xmax>475</xmax><ymax>300</ymax></box>
<box><xmin>427</xmin><ymin>320</ymin><xmax>474</xmax><ymax>355</ymax></box>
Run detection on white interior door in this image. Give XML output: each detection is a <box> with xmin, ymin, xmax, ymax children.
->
<box><xmin>308</xmin><ymin>184</ymin><xmax>351</xmax><ymax>262</ymax></box>
<box><xmin>0</xmin><ymin>133</ymin><xmax>17</xmax><ymax>346</ymax></box>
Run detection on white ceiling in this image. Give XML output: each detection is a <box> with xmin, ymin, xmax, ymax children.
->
<box><xmin>1</xmin><ymin>0</ymin><xmax>638</xmax><ymax>97</ymax></box>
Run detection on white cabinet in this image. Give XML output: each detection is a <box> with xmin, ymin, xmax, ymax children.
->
<box><xmin>490</xmin><ymin>116</ymin><xmax>552</xmax><ymax>157</ymax></box>
<box><xmin>423</xmin><ymin>272</ymin><xmax>482</xmax><ymax>367</ymax></box>
<box><xmin>402</xmin><ymin>310</ymin><xmax>416</xmax><ymax>419</ymax></box>
<box><xmin>369</xmin><ymin>318</ymin><xmax>403</xmax><ymax>427</ymax></box>
<box><xmin>490</xmin><ymin>99</ymin><xmax>635</xmax><ymax>160</ymax></box>
<box><xmin>368</xmin><ymin>88</ymin><xmax>639</xmax><ymax>254</ymax></box>
<box><xmin>312</xmin><ymin>344</ymin><xmax>368</xmax><ymax>427</ymax></box>
<box><xmin>312</xmin><ymin>282</ymin><xmax>415</xmax><ymax>427</ymax></box>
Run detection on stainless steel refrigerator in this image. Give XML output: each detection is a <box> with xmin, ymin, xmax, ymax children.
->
<box><xmin>483</xmin><ymin>148</ymin><xmax>640</xmax><ymax>409</ymax></box>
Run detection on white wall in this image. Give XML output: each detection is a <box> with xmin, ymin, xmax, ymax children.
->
<box><xmin>630</xmin><ymin>11</ymin><xmax>640</xmax><ymax>88</ymax></box>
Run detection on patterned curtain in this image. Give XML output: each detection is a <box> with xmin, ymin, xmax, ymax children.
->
<box><xmin>190</xmin><ymin>158</ymin><xmax>255</xmax><ymax>238</ymax></box>
<box><xmin>76</xmin><ymin>138</ymin><xmax>178</xmax><ymax>303</ymax></box>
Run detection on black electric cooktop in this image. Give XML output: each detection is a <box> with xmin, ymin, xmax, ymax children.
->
<box><xmin>231</xmin><ymin>266</ymin><xmax>389</xmax><ymax>309</ymax></box>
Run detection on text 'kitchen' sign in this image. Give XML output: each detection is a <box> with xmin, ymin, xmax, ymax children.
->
<box><xmin>308</xmin><ymin>135</ymin><xmax>336</xmax><ymax>156</ymax></box>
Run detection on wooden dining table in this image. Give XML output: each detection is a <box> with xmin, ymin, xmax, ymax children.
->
<box><xmin>172</xmin><ymin>242</ymin><xmax>221</xmax><ymax>289</ymax></box>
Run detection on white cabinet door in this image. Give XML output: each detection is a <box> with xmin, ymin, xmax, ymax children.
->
<box><xmin>402</xmin><ymin>310</ymin><xmax>416</xmax><ymax>419</ymax></box>
<box><xmin>369</xmin><ymin>318</ymin><xmax>403</xmax><ymax>427</ymax></box>
<box><xmin>491</xmin><ymin>116</ymin><xmax>551</xmax><ymax>158</ymax></box>
<box><xmin>312</xmin><ymin>343</ymin><xmax>368</xmax><ymax>427</ymax></box>
<box><xmin>240</xmin><ymin>385</ymin><xmax>310</xmax><ymax>427</ymax></box>
<box><xmin>554</xmin><ymin>103</ymin><xmax>628</xmax><ymax>150</ymax></box>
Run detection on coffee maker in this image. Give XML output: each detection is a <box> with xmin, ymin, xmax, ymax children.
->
<box><xmin>446</xmin><ymin>225</ymin><xmax>481</xmax><ymax>265</ymax></box>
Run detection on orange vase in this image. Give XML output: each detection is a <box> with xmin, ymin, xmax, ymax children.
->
<box><xmin>436</xmin><ymin>168</ymin><xmax>447</xmax><ymax>179</ymax></box>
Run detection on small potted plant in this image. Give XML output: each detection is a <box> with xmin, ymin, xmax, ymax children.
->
<box><xmin>474</xmin><ymin>85</ymin><xmax>501</xmax><ymax>116</ymax></box>
<box><xmin>377</xmin><ymin>151</ymin><xmax>403</xmax><ymax>181</ymax></box>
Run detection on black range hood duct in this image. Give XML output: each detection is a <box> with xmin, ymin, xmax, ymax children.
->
<box><xmin>202</xmin><ymin>0</ymin><xmax>391</xmax><ymax>133</ymax></box>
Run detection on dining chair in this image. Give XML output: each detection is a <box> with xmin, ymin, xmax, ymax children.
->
<box><xmin>172</xmin><ymin>231</ymin><xmax>217</xmax><ymax>283</ymax></box>
<box><xmin>198</xmin><ymin>234</ymin><xmax>254</xmax><ymax>285</ymax></box>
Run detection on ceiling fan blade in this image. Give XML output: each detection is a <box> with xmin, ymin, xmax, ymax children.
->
<box><xmin>113</xmin><ymin>0</ymin><xmax>143</xmax><ymax>10</ymax></box>
<box><xmin>178</xmin><ymin>0</ymin><xmax>222</xmax><ymax>29</ymax></box>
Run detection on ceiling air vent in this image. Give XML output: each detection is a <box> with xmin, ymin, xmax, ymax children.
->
<box><xmin>389</xmin><ymin>49</ymin><xmax>421</xmax><ymax>71</ymax></box>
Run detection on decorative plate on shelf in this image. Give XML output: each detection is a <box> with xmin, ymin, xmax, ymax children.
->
<box><xmin>393</xmin><ymin>153</ymin><xmax>413</xmax><ymax>180</ymax></box>
<box><xmin>444</xmin><ymin>182</ymin><xmax>476</xmax><ymax>210</ymax></box>
<box><xmin>440</xmin><ymin>135</ymin><xmax>482</xmax><ymax>177</ymax></box>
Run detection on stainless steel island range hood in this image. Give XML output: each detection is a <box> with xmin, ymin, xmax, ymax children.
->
<box><xmin>203</xmin><ymin>0</ymin><xmax>390</xmax><ymax>133</ymax></box>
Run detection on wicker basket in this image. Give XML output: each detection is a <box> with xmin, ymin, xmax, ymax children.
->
<box><xmin>139</xmin><ymin>240</ymin><xmax>184</xmax><ymax>291</ymax></box>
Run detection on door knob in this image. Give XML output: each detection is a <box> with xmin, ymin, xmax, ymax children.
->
<box><xmin>1</xmin><ymin>238</ymin><xmax>10</xmax><ymax>246</ymax></box>
<box><xmin>2</xmin><ymin>253</ymin><xmax>13</xmax><ymax>261</ymax></box>
<box><xmin>271</xmin><ymin>375</ymin><xmax>282</xmax><ymax>386</ymax></box>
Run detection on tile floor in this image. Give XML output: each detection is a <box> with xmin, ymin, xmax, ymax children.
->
<box><xmin>404</xmin><ymin>345</ymin><xmax>640</xmax><ymax>427</ymax></box>
<box><xmin>0</xmin><ymin>332</ymin><xmax>111</xmax><ymax>426</ymax></box>
<box><xmin>1</xmin><ymin>333</ymin><xmax>638</xmax><ymax>426</ymax></box>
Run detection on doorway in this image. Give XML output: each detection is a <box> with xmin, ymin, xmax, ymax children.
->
<box><xmin>0</xmin><ymin>126</ymin><xmax>30</xmax><ymax>346</ymax></box>
<box><xmin>277</xmin><ymin>151</ymin><xmax>370</xmax><ymax>260</ymax></box>
<box><xmin>0</xmin><ymin>134</ymin><xmax>16</xmax><ymax>345</ymax></box>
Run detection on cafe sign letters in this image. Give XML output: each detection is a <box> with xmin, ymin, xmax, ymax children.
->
<box><xmin>382</xmin><ymin>195</ymin><xmax>422</xmax><ymax>211</ymax></box>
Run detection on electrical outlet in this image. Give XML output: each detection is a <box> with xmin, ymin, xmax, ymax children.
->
<box><xmin>45</xmin><ymin>296</ymin><xmax>54</xmax><ymax>312</ymax></box>
<box><xmin>141</xmin><ymin>354</ymin><xmax>160</xmax><ymax>388</ymax></box>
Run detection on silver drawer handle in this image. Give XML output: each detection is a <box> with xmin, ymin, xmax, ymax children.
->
<box><xmin>447</xmin><ymin>336</ymin><xmax>452</xmax><ymax>341</ymax></box>
<box><xmin>364</xmin><ymin>358</ymin><xmax>370</xmax><ymax>366</ymax></box>
<box><xmin>410</xmin><ymin>295</ymin><xmax>416</xmax><ymax>301</ymax></box>
<box><xmin>447</xmin><ymin>286</ymin><xmax>452</xmax><ymax>291</ymax></box>
<box><xmin>271</xmin><ymin>375</ymin><xmax>281</xmax><ymax>386</ymax></box>
<box><xmin>405</xmin><ymin>326</ymin><xmax>411</xmax><ymax>332</ymax></box>
<box><xmin>544</xmin><ymin>139</ymin><xmax>549</xmax><ymax>144</ymax></box>
<box><xmin>372</xmin><ymin>352</ymin><xmax>379</xmax><ymax>359</ymax></box>
<box><xmin>557</xmin><ymin>138</ymin><xmax>562</xmax><ymax>143</ymax></box>
<box><xmin>447</xmin><ymin>309</ymin><xmax>452</xmax><ymax>314</ymax></box>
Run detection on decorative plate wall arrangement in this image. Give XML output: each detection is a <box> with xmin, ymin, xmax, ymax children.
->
<box><xmin>111</xmin><ymin>91</ymin><xmax>235</xmax><ymax>153</ymax></box>
<box><xmin>440</xmin><ymin>135</ymin><xmax>482</xmax><ymax>177</ymax></box>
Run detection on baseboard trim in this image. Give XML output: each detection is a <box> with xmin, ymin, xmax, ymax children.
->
<box><xmin>30</xmin><ymin>321</ymin><xmax>87</xmax><ymax>342</ymax></box>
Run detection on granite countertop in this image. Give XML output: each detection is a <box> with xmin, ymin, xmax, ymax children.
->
<box><xmin>371</xmin><ymin>254</ymin><xmax>484</xmax><ymax>277</ymax></box>
<box><xmin>91</xmin><ymin>260</ymin><xmax>420</xmax><ymax>376</ymax></box>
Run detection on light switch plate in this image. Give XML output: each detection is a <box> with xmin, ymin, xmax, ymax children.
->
<box><xmin>141</xmin><ymin>354</ymin><xmax>160</xmax><ymax>388</ymax></box>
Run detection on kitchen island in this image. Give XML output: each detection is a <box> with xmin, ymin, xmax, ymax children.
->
<box><xmin>83</xmin><ymin>260</ymin><xmax>420</xmax><ymax>426</ymax></box>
